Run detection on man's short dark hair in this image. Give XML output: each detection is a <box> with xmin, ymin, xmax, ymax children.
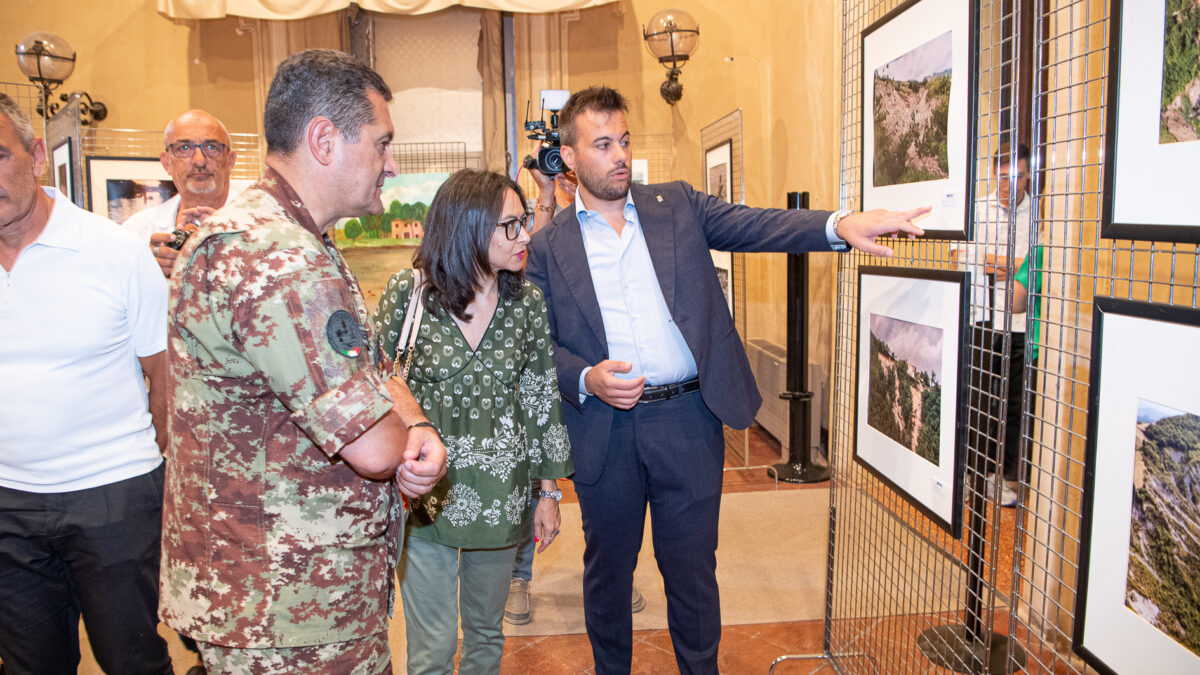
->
<box><xmin>264</xmin><ymin>49</ymin><xmax>392</xmax><ymax>155</ymax></box>
<box><xmin>993</xmin><ymin>142</ymin><xmax>1031</xmax><ymax>169</ymax></box>
<box><xmin>559</xmin><ymin>86</ymin><xmax>628</xmax><ymax>147</ymax></box>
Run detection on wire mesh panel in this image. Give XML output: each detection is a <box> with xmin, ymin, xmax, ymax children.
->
<box><xmin>1006</xmin><ymin>0</ymin><xmax>1200</xmax><ymax>673</ymax></box>
<box><xmin>81</xmin><ymin>128</ymin><xmax>263</xmax><ymax>182</ymax></box>
<box><xmin>634</xmin><ymin>132</ymin><xmax>673</xmax><ymax>187</ymax></box>
<box><xmin>824</xmin><ymin>0</ymin><xmax>1030</xmax><ymax>672</ymax></box>
<box><xmin>391</xmin><ymin>140</ymin><xmax>467</xmax><ymax>175</ymax></box>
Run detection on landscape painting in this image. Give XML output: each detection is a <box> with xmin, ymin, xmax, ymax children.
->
<box><xmin>1074</xmin><ymin>298</ymin><xmax>1200</xmax><ymax>674</ymax></box>
<box><xmin>872</xmin><ymin>30</ymin><xmax>952</xmax><ymax>187</ymax></box>
<box><xmin>1125</xmin><ymin>399</ymin><xmax>1200</xmax><ymax>657</ymax></box>
<box><xmin>334</xmin><ymin>171</ymin><xmax>449</xmax><ymax>306</ymax></box>
<box><xmin>855</xmin><ymin>266</ymin><xmax>967</xmax><ymax>537</ymax></box>
<box><xmin>866</xmin><ymin>313</ymin><xmax>944</xmax><ymax>465</ymax></box>
<box><xmin>1159</xmin><ymin>0</ymin><xmax>1200</xmax><ymax>144</ymax></box>
<box><xmin>860</xmin><ymin>0</ymin><xmax>974</xmax><ymax>239</ymax></box>
<box><xmin>1103</xmin><ymin>0</ymin><xmax>1200</xmax><ymax>241</ymax></box>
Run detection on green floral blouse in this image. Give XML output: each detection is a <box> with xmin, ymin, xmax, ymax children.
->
<box><xmin>373</xmin><ymin>269</ymin><xmax>573</xmax><ymax>549</ymax></box>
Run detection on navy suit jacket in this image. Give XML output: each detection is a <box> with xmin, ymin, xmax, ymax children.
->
<box><xmin>524</xmin><ymin>180</ymin><xmax>834</xmax><ymax>484</ymax></box>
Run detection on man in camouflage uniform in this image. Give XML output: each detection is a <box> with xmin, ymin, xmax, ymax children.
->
<box><xmin>160</xmin><ymin>50</ymin><xmax>446</xmax><ymax>674</ymax></box>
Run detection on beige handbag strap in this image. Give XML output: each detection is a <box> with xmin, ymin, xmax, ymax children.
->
<box><xmin>393</xmin><ymin>269</ymin><xmax>425</xmax><ymax>379</ymax></box>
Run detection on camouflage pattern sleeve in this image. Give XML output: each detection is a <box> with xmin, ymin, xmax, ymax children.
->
<box><xmin>230</xmin><ymin>245</ymin><xmax>393</xmax><ymax>459</ymax></box>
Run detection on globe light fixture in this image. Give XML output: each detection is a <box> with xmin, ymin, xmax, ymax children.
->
<box><xmin>15</xmin><ymin>31</ymin><xmax>106</xmax><ymax>123</ymax></box>
<box><xmin>642</xmin><ymin>9</ymin><xmax>700</xmax><ymax>105</ymax></box>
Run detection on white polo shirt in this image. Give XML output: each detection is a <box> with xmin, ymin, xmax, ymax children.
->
<box><xmin>121</xmin><ymin>194</ymin><xmax>183</xmax><ymax>242</ymax></box>
<box><xmin>0</xmin><ymin>187</ymin><xmax>167</xmax><ymax>492</ymax></box>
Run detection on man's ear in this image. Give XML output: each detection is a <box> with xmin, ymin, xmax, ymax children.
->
<box><xmin>306</xmin><ymin>117</ymin><xmax>338</xmax><ymax>166</ymax></box>
<box><xmin>561</xmin><ymin>144</ymin><xmax>577</xmax><ymax>172</ymax></box>
<box><xmin>160</xmin><ymin>151</ymin><xmax>172</xmax><ymax>176</ymax></box>
<box><xmin>30</xmin><ymin>138</ymin><xmax>47</xmax><ymax>180</ymax></box>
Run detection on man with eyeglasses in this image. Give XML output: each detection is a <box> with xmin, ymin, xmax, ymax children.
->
<box><xmin>122</xmin><ymin>109</ymin><xmax>238</xmax><ymax>277</ymax></box>
<box><xmin>959</xmin><ymin>142</ymin><xmax>1033</xmax><ymax>509</ymax></box>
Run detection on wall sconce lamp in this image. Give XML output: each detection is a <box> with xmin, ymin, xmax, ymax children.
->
<box><xmin>15</xmin><ymin>32</ymin><xmax>107</xmax><ymax>124</ymax></box>
<box><xmin>642</xmin><ymin>9</ymin><xmax>700</xmax><ymax>105</ymax></box>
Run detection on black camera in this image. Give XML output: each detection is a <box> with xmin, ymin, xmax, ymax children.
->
<box><xmin>523</xmin><ymin>89</ymin><xmax>570</xmax><ymax>176</ymax></box>
<box><xmin>165</xmin><ymin>228</ymin><xmax>192</xmax><ymax>251</ymax></box>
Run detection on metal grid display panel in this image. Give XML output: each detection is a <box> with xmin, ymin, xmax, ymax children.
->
<box><xmin>699</xmin><ymin>111</ymin><xmax>754</xmax><ymax>463</ymax></box>
<box><xmin>1005</xmin><ymin>1</ymin><xmax>1200</xmax><ymax>673</ymax></box>
<box><xmin>390</xmin><ymin>140</ymin><xmax>467</xmax><ymax>174</ymax></box>
<box><xmin>825</xmin><ymin>0</ymin><xmax>1027</xmax><ymax>672</ymax></box>
<box><xmin>81</xmin><ymin>129</ymin><xmax>263</xmax><ymax>182</ymax></box>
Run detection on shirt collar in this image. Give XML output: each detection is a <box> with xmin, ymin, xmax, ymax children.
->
<box><xmin>574</xmin><ymin>188</ymin><xmax>637</xmax><ymax>227</ymax></box>
<box><xmin>33</xmin><ymin>187</ymin><xmax>83</xmax><ymax>252</ymax></box>
<box><xmin>988</xmin><ymin>189</ymin><xmax>1032</xmax><ymax>216</ymax></box>
<box><xmin>256</xmin><ymin>166</ymin><xmax>321</xmax><ymax>238</ymax></box>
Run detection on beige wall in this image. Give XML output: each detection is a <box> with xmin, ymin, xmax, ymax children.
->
<box><xmin>554</xmin><ymin>0</ymin><xmax>843</xmax><ymax>373</ymax></box>
<box><xmin>1</xmin><ymin>0</ymin><xmax>258</xmax><ymax>132</ymax></box>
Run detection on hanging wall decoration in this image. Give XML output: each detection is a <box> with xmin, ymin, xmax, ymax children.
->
<box><xmin>861</xmin><ymin>0</ymin><xmax>976</xmax><ymax>239</ymax></box>
<box><xmin>1074</xmin><ymin>297</ymin><xmax>1200</xmax><ymax>675</ymax></box>
<box><xmin>52</xmin><ymin>138</ymin><xmax>73</xmax><ymax>201</ymax></box>
<box><xmin>855</xmin><ymin>266</ymin><xmax>969</xmax><ymax>537</ymax></box>
<box><xmin>1101</xmin><ymin>0</ymin><xmax>1200</xmax><ymax>243</ymax></box>
<box><xmin>704</xmin><ymin>139</ymin><xmax>732</xmax><ymax>204</ymax></box>
<box><xmin>85</xmin><ymin>156</ymin><xmax>177</xmax><ymax>225</ymax></box>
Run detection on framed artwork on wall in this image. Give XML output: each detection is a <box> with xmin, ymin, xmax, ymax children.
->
<box><xmin>854</xmin><ymin>266</ymin><xmax>969</xmax><ymax>538</ymax></box>
<box><xmin>1074</xmin><ymin>297</ymin><xmax>1200</xmax><ymax>675</ymax></box>
<box><xmin>1101</xmin><ymin>0</ymin><xmax>1200</xmax><ymax>243</ymax></box>
<box><xmin>333</xmin><ymin>171</ymin><xmax>449</xmax><ymax>306</ymax></box>
<box><xmin>52</xmin><ymin>138</ymin><xmax>73</xmax><ymax>201</ymax></box>
<box><xmin>704</xmin><ymin>140</ymin><xmax>732</xmax><ymax>204</ymax></box>
<box><xmin>85</xmin><ymin>156</ymin><xmax>177</xmax><ymax>225</ymax></box>
<box><xmin>860</xmin><ymin>0</ymin><xmax>977</xmax><ymax>240</ymax></box>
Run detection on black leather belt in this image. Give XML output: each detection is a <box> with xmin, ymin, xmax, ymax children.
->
<box><xmin>639</xmin><ymin>377</ymin><xmax>701</xmax><ymax>403</ymax></box>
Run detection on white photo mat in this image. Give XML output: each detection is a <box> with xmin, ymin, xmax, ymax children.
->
<box><xmin>1075</xmin><ymin>299</ymin><xmax>1200</xmax><ymax>674</ymax></box>
<box><xmin>704</xmin><ymin>140</ymin><xmax>732</xmax><ymax>204</ymax></box>
<box><xmin>85</xmin><ymin>156</ymin><xmax>176</xmax><ymax>223</ymax></box>
<box><xmin>861</xmin><ymin>0</ymin><xmax>974</xmax><ymax>239</ymax></box>
<box><xmin>1103</xmin><ymin>0</ymin><xmax>1200</xmax><ymax>241</ymax></box>
<box><xmin>52</xmin><ymin>138</ymin><xmax>73</xmax><ymax>200</ymax></box>
<box><xmin>855</xmin><ymin>267</ymin><xmax>968</xmax><ymax>536</ymax></box>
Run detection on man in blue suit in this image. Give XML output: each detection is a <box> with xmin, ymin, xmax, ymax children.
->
<box><xmin>524</xmin><ymin>86</ymin><xmax>926</xmax><ymax>674</ymax></box>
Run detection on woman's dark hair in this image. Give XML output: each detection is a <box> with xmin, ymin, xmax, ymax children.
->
<box><xmin>413</xmin><ymin>169</ymin><xmax>528</xmax><ymax>322</ymax></box>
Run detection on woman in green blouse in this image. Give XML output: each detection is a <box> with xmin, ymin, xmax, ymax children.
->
<box><xmin>373</xmin><ymin>169</ymin><xmax>573</xmax><ymax>674</ymax></box>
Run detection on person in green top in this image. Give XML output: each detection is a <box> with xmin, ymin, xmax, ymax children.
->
<box><xmin>373</xmin><ymin>169</ymin><xmax>573</xmax><ymax>674</ymax></box>
<box><xmin>1011</xmin><ymin>244</ymin><xmax>1042</xmax><ymax>363</ymax></box>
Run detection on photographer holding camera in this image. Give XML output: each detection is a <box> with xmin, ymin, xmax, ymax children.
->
<box><xmin>122</xmin><ymin>109</ymin><xmax>238</xmax><ymax>277</ymax></box>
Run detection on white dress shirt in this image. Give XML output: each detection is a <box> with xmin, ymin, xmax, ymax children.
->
<box><xmin>0</xmin><ymin>188</ymin><xmax>168</xmax><ymax>492</ymax></box>
<box><xmin>964</xmin><ymin>191</ymin><xmax>1033</xmax><ymax>330</ymax></box>
<box><xmin>575</xmin><ymin>191</ymin><xmax>699</xmax><ymax>396</ymax></box>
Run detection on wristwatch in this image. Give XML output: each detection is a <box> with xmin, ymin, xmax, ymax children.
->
<box><xmin>538</xmin><ymin>489</ymin><xmax>563</xmax><ymax>502</ymax></box>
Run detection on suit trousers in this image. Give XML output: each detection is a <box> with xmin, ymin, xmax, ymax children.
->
<box><xmin>0</xmin><ymin>464</ymin><xmax>171</xmax><ymax>675</ymax></box>
<box><xmin>574</xmin><ymin>390</ymin><xmax>725</xmax><ymax>675</ymax></box>
<box><xmin>399</xmin><ymin>534</ymin><xmax>518</xmax><ymax>675</ymax></box>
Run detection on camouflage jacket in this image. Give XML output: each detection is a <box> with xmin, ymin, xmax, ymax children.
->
<box><xmin>160</xmin><ymin>168</ymin><xmax>402</xmax><ymax>648</ymax></box>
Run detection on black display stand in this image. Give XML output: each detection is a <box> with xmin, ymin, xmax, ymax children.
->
<box><xmin>768</xmin><ymin>191</ymin><xmax>830</xmax><ymax>484</ymax></box>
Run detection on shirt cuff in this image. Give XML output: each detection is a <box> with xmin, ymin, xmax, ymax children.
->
<box><xmin>289</xmin><ymin>368</ymin><xmax>395</xmax><ymax>459</ymax></box>
<box><xmin>578</xmin><ymin>367</ymin><xmax>592</xmax><ymax>405</ymax></box>
<box><xmin>825</xmin><ymin>209</ymin><xmax>852</xmax><ymax>251</ymax></box>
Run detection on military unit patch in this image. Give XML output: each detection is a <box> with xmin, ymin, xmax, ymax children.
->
<box><xmin>326</xmin><ymin>309</ymin><xmax>365</xmax><ymax>358</ymax></box>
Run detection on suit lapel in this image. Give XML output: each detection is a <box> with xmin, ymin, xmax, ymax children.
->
<box><xmin>548</xmin><ymin>214</ymin><xmax>608</xmax><ymax>346</ymax></box>
<box><xmin>633</xmin><ymin>183</ymin><xmax>677</xmax><ymax>311</ymax></box>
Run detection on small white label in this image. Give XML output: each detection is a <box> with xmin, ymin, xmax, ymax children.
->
<box><xmin>932</xmin><ymin>478</ymin><xmax>947</xmax><ymax>496</ymax></box>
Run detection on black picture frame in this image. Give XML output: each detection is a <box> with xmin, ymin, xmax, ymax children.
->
<box><xmin>860</xmin><ymin>0</ymin><xmax>978</xmax><ymax>240</ymax></box>
<box><xmin>854</xmin><ymin>266</ymin><xmax>970</xmax><ymax>538</ymax></box>
<box><xmin>51</xmin><ymin>137</ymin><xmax>73</xmax><ymax>202</ymax></box>
<box><xmin>1074</xmin><ymin>297</ymin><xmax>1200</xmax><ymax>674</ymax></box>
<box><xmin>84</xmin><ymin>155</ymin><xmax>177</xmax><ymax>225</ymax></box>
<box><xmin>703</xmin><ymin>139</ymin><xmax>733</xmax><ymax>204</ymax></box>
<box><xmin>1101</xmin><ymin>1</ymin><xmax>1200</xmax><ymax>243</ymax></box>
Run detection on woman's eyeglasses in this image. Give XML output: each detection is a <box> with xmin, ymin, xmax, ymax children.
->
<box><xmin>497</xmin><ymin>212</ymin><xmax>534</xmax><ymax>240</ymax></box>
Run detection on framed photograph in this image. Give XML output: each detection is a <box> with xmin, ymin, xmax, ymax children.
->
<box><xmin>854</xmin><ymin>266</ymin><xmax>969</xmax><ymax>537</ymax></box>
<box><xmin>1101</xmin><ymin>1</ymin><xmax>1200</xmax><ymax>242</ymax></box>
<box><xmin>334</xmin><ymin>171</ymin><xmax>449</xmax><ymax>306</ymax></box>
<box><xmin>52</xmin><ymin>138</ymin><xmax>73</xmax><ymax>200</ymax></box>
<box><xmin>710</xmin><ymin>250</ymin><xmax>733</xmax><ymax>317</ymax></box>
<box><xmin>704</xmin><ymin>140</ymin><xmax>732</xmax><ymax>204</ymax></box>
<box><xmin>861</xmin><ymin>0</ymin><xmax>977</xmax><ymax>240</ymax></box>
<box><xmin>85</xmin><ymin>156</ymin><xmax>177</xmax><ymax>225</ymax></box>
<box><xmin>631</xmin><ymin>158</ymin><xmax>649</xmax><ymax>185</ymax></box>
<box><xmin>1074</xmin><ymin>297</ymin><xmax>1200</xmax><ymax>674</ymax></box>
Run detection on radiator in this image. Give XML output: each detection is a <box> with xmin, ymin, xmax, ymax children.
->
<box><xmin>747</xmin><ymin>339</ymin><xmax>828</xmax><ymax>457</ymax></box>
